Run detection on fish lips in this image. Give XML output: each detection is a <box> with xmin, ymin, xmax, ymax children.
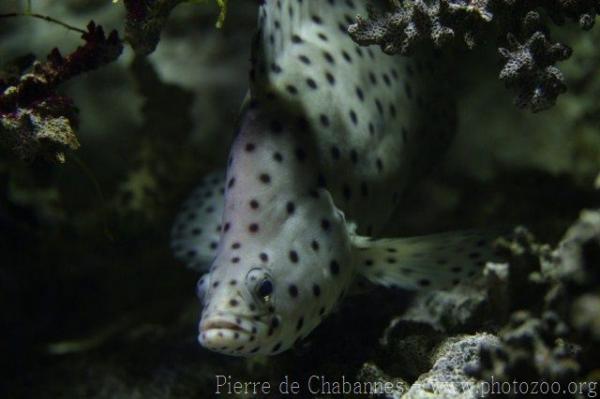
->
<box><xmin>198</xmin><ymin>315</ymin><xmax>264</xmax><ymax>352</ymax></box>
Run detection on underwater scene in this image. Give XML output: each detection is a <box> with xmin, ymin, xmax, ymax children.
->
<box><xmin>2</xmin><ymin>0</ymin><xmax>600</xmax><ymax>397</ymax></box>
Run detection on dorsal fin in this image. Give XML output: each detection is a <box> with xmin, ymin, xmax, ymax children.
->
<box><xmin>352</xmin><ymin>229</ymin><xmax>506</xmax><ymax>290</ymax></box>
<box><xmin>170</xmin><ymin>170</ymin><xmax>226</xmax><ymax>271</ymax></box>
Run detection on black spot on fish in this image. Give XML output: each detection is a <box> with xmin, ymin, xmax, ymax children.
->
<box><xmin>369</xmin><ymin>72</ymin><xmax>377</xmax><ymax>85</ymax></box>
<box><xmin>341</xmin><ymin>50</ymin><xmax>352</xmax><ymax>63</ymax></box>
<box><xmin>375</xmin><ymin>98</ymin><xmax>383</xmax><ymax>115</ymax></box>
<box><xmin>356</xmin><ymin>86</ymin><xmax>364</xmax><ymax>101</ymax></box>
<box><xmin>325</xmin><ymin>72</ymin><xmax>335</xmax><ymax>85</ymax></box>
<box><xmin>259</xmin><ymin>173</ymin><xmax>271</xmax><ymax>184</ymax></box>
<box><xmin>270</xmin><ymin>63</ymin><xmax>282</xmax><ymax>73</ymax></box>
<box><xmin>299</xmin><ymin>54</ymin><xmax>311</xmax><ymax>65</ymax></box>
<box><xmin>286</xmin><ymin>85</ymin><xmax>298</xmax><ymax>95</ymax></box>
<box><xmin>349</xmin><ymin>110</ymin><xmax>358</xmax><ymax>125</ymax></box>
<box><xmin>286</xmin><ymin>201</ymin><xmax>295</xmax><ymax>214</ymax></box>
<box><xmin>329</xmin><ymin>260</ymin><xmax>340</xmax><ymax>275</ymax></box>
<box><xmin>382</xmin><ymin>73</ymin><xmax>391</xmax><ymax>86</ymax></box>
<box><xmin>404</xmin><ymin>81</ymin><xmax>413</xmax><ymax>98</ymax></box>
<box><xmin>312</xmin><ymin>284</ymin><xmax>321</xmax><ymax>297</ymax></box>
<box><xmin>330</xmin><ymin>146</ymin><xmax>341</xmax><ymax>160</ymax></box>
<box><xmin>322</xmin><ymin>51</ymin><xmax>335</xmax><ymax>64</ymax></box>
<box><xmin>311</xmin><ymin>240</ymin><xmax>320</xmax><ymax>251</ymax></box>
<box><xmin>272</xmin><ymin>342</ymin><xmax>282</xmax><ymax>353</ymax></box>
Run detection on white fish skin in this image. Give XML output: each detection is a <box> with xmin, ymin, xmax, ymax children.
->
<box><xmin>170</xmin><ymin>0</ymin><xmax>485</xmax><ymax>357</ymax></box>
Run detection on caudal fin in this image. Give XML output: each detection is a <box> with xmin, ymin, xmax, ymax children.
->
<box><xmin>352</xmin><ymin>230</ymin><xmax>506</xmax><ymax>290</ymax></box>
<box><xmin>170</xmin><ymin>170</ymin><xmax>225</xmax><ymax>271</ymax></box>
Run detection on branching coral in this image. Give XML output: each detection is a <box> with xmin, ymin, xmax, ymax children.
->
<box><xmin>498</xmin><ymin>31</ymin><xmax>572</xmax><ymax>113</ymax></box>
<box><xmin>122</xmin><ymin>0</ymin><xmax>228</xmax><ymax>55</ymax></box>
<box><xmin>349</xmin><ymin>1</ymin><xmax>493</xmax><ymax>54</ymax></box>
<box><xmin>471</xmin><ymin>311</ymin><xmax>581</xmax><ymax>386</ymax></box>
<box><xmin>123</xmin><ymin>0</ymin><xmax>187</xmax><ymax>55</ymax></box>
<box><xmin>0</xmin><ymin>22</ymin><xmax>122</xmax><ymax>162</ymax></box>
<box><xmin>349</xmin><ymin>0</ymin><xmax>600</xmax><ymax>112</ymax></box>
<box><xmin>465</xmin><ymin>210</ymin><xmax>600</xmax><ymax>394</ymax></box>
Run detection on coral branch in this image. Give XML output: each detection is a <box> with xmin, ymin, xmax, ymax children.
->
<box><xmin>122</xmin><ymin>0</ymin><xmax>185</xmax><ymax>56</ymax></box>
<box><xmin>122</xmin><ymin>0</ymin><xmax>230</xmax><ymax>55</ymax></box>
<box><xmin>349</xmin><ymin>1</ymin><xmax>493</xmax><ymax>55</ymax></box>
<box><xmin>349</xmin><ymin>0</ymin><xmax>600</xmax><ymax>112</ymax></box>
<box><xmin>0</xmin><ymin>22</ymin><xmax>123</xmax><ymax>162</ymax></box>
<box><xmin>499</xmin><ymin>31</ymin><xmax>572</xmax><ymax>112</ymax></box>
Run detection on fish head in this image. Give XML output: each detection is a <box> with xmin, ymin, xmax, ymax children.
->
<box><xmin>197</xmin><ymin>114</ymin><xmax>355</xmax><ymax>355</ymax></box>
<box><xmin>197</xmin><ymin>262</ymin><xmax>278</xmax><ymax>356</ymax></box>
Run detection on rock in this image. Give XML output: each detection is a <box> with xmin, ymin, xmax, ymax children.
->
<box><xmin>400</xmin><ymin>259</ymin><xmax>511</xmax><ymax>333</ymax></box>
<box><xmin>357</xmin><ymin>363</ymin><xmax>410</xmax><ymax>399</ymax></box>
<box><xmin>404</xmin><ymin>333</ymin><xmax>501</xmax><ymax>399</ymax></box>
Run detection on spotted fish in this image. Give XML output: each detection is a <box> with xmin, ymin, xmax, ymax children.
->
<box><xmin>170</xmin><ymin>0</ymin><xmax>496</xmax><ymax>356</ymax></box>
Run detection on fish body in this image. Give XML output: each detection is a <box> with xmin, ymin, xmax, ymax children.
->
<box><xmin>171</xmin><ymin>0</ymin><xmax>486</xmax><ymax>357</ymax></box>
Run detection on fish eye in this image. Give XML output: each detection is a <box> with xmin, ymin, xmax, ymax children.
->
<box><xmin>257</xmin><ymin>279</ymin><xmax>273</xmax><ymax>299</ymax></box>
<box><xmin>196</xmin><ymin>274</ymin><xmax>209</xmax><ymax>304</ymax></box>
<box><xmin>246</xmin><ymin>268</ymin><xmax>273</xmax><ymax>303</ymax></box>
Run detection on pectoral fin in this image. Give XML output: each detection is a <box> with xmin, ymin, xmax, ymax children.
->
<box><xmin>170</xmin><ymin>170</ymin><xmax>225</xmax><ymax>271</ymax></box>
<box><xmin>352</xmin><ymin>229</ymin><xmax>505</xmax><ymax>290</ymax></box>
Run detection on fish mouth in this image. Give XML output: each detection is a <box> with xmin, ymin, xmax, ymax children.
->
<box><xmin>198</xmin><ymin>315</ymin><xmax>264</xmax><ymax>354</ymax></box>
<box><xmin>201</xmin><ymin>319</ymin><xmax>248</xmax><ymax>333</ymax></box>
